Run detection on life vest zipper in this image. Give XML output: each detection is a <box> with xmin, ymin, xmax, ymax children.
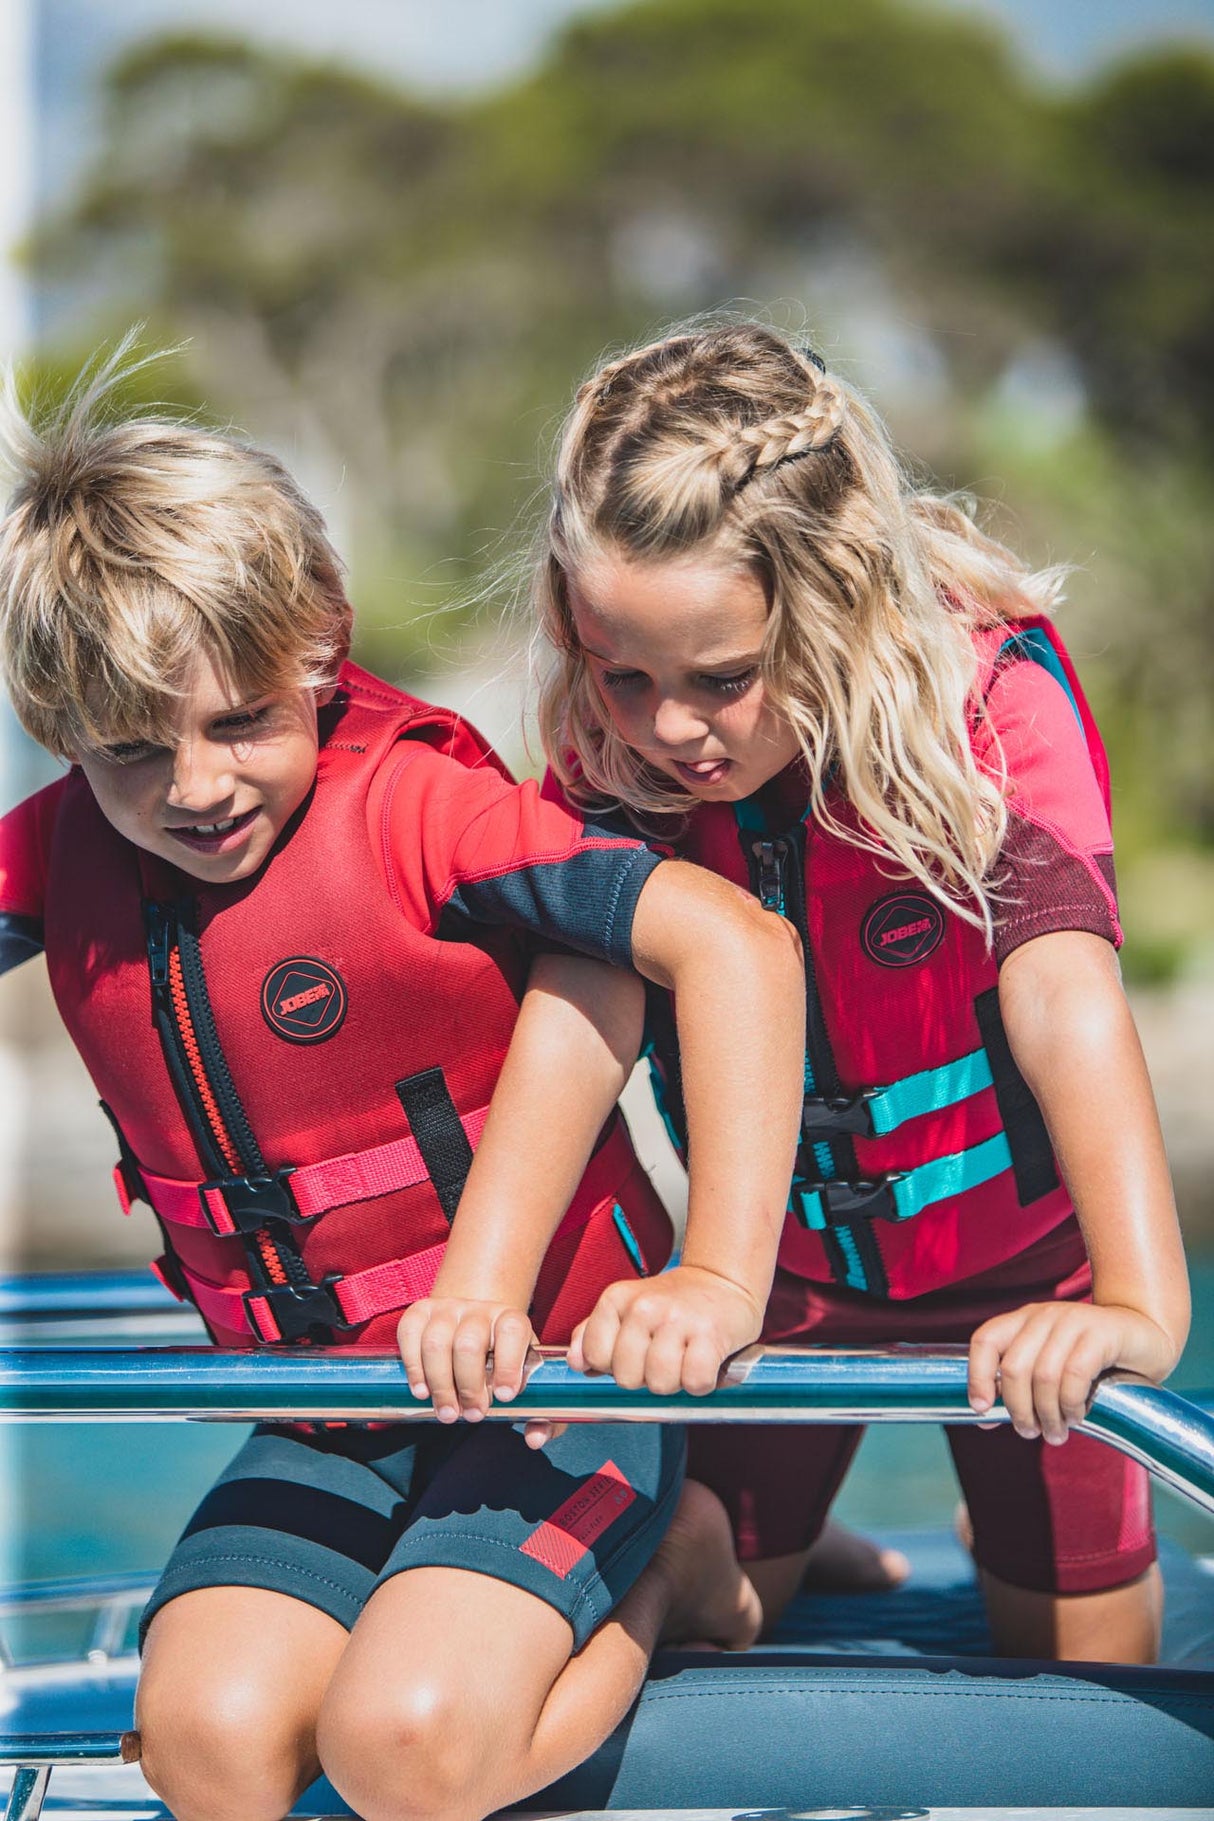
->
<box><xmin>143</xmin><ymin>899</ymin><xmax>296</xmax><ymax>1291</ymax></box>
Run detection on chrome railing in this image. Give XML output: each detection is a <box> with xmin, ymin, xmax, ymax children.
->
<box><xmin>3</xmin><ymin>1341</ymin><xmax>1214</xmax><ymax>1516</ymax></box>
<box><xmin>3</xmin><ymin>1270</ymin><xmax>1213</xmax><ymax>1821</ymax></box>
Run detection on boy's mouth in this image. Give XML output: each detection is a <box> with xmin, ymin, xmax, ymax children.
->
<box><xmin>166</xmin><ymin>806</ymin><xmax>260</xmax><ymax>854</ymax></box>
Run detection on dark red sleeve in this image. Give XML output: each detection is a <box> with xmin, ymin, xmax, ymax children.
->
<box><xmin>975</xmin><ymin>661</ymin><xmax>1121</xmax><ymax>965</ymax></box>
<box><xmin>0</xmin><ymin>776</ymin><xmax>67</xmax><ymax>972</ymax></box>
<box><xmin>374</xmin><ymin>745</ymin><xmax>663</xmax><ymax>966</ymax></box>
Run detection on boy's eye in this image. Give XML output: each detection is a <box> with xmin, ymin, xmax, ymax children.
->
<box><xmin>212</xmin><ymin>705</ymin><xmax>271</xmax><ymax>737</ymax></box>
<box><xmin>101</xmin><ymin>739</ymin><xmax>160</xmax><ymax>764</ymax></box>
<box><xmin>701</xmin><ymin>668</ymin><xmax>758</xmax><ymax>697</ymax></box>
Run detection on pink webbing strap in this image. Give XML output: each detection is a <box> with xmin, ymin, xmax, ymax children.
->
<box><xmin>172</xmin><ymin>1242</ymin><xmax>450</xmax><ymax>1342</ymax></box>
<box><xmin>137</xmin><ymin>1105</ymin><xmax>491</xmax><ymax>1234</ymax></box>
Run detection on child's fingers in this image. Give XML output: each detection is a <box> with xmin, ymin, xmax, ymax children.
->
<box><xmin>488</xmin><ymin>1311</ymin><xmax>536</xmax><ymax>1403</ymax></box>
<box><xmin>967</xmin><ymin>1311</ymin><xmax>1020</xmax><ymax>1414</ymax></box>
<box><xmin>681</xmin><ymin>1329</ymin><xmax>724</xmax><ymax>1398</ymax></box>
<box><xmin>575</xmin><ymin>1293</ymin><xmax>626</xmax><ymax>1378</ymax></box>
<box><xmin>639</xmin><ymin>1320</ymin><xmax>689</xmax><ymax>1398</ymax></box>
<box><xmin>396</xmin><ymin>1301</ymin><xmax>434</xmax><ymax>1397</ymax></box>
<box><xmin>566</xmin><ymin>1318</ymin><xmax>589</xmax><ymax>1375</ymax></box>
<box><xmin>419</xmin><ymin>1311</ymin><xmax>463</xmax><ymax>1422</ymax></box>
<box><xmin>1058</xmin><ymin>1332</ymin><xmax>1109</xmax><ymax>1430</ymax></box>
<box><xmin>523</xmin><ymin>1419</ymin><xmax>568</xmax><ymax>1450</ymax></box>
<box><xmin>451</xmin><ymin>1311</ymin><xmax>495</xmax><ymax>1419</ymax></box>
<box><xmin>608</xmin><ymin>1309</ymin><xmax>657</xmax><ymax>1390</ymax></box>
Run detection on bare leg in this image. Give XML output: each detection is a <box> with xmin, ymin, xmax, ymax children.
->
<box><xmin>979</xmin><ymin>1561</ymin><xmax>1163</xmax><ymax>1663</ymax></box>
<box><xmin>318</xmin><ymin>1479</ymin><xmax>759</xmax><ymax>1821</ymax></box>
<box><xmin>136</xmin><ymin>1588</ymin><xmax>347</xmax><ymax>1821</ymax></box>
<box><xmin>800</xmin><ymin>1522</ymin><xmax>911</xmax><ymax>1593</ymax></box>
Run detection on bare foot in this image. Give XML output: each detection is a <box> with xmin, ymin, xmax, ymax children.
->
<box><xmin>800</xmin><ymin>1521</ymin><xmax>911</xmax><ymax>1594</ymax></box>
<box><xmin>653</xmin><ymin>1479</ymin><xmax>763</xmax><ymax>1650</ymax></box>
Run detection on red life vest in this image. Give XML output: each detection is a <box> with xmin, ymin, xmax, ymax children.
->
<box><xmin>647</xmin><ymin>619</ymin><xmax>1110</xmax><ymax>1300</ymax></box>
<box><xmin>44</xmin><ymin>663</ymin><xmax>669</xmax><ymax>1347</ymax></box>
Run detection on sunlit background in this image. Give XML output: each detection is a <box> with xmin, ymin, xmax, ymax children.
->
<box><xmin>2</xmin><ymin>0</ymin><xmax>1213</xmax><ymax>1571</ymax></box>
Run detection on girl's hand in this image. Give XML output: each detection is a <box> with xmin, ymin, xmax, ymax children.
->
<box><xmin>397</xmin><ymin>1298</ymin><xmax>539</xmax><ymax>1425</ymax></box>
<box><xmin>567</xmin><ymin>1265</ymin><xmax>764</xmax><ymax>1397</ymax></box>
<box><xmin>968</xmin><ymin>1299</ymin><xmax>1179</xmax><ymax>1445</ymax></box>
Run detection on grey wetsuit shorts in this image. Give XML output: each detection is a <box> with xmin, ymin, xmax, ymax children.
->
<box><xmin>142</xmin><ymin>1417</ymin><xmax>685</xmax><ymax>1651</ymax></box>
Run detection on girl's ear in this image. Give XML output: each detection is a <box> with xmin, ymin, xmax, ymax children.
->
<box><xmin>315</xmin><ymin>681</ymin><xmax>339</xmax><ymax>709</ymax></box>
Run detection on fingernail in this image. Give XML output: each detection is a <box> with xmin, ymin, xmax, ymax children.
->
<box><xmin>969</xmin><ymin>1396</ymin><xmax>991</xmax><ymax>1413</ymax></box>
<box><xmin>465</xmin><ymin>1407</ymin><xmax>483</xmax><ymax>1423</ymax></box>
<box><xmin>494</xmin><ymin>1387</ymin><xmax>516</xmax><ymax>1402</ymax></box>
<box><xmin>437</xmin><ymin>1405</ymin><xmax>457</xmax><ymax>1422</ymax></box>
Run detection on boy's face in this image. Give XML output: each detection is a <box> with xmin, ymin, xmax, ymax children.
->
<box><xmin>73</xmin><ymin>648</ymin><xmax>327</xmax><ymax>883</ymax></box>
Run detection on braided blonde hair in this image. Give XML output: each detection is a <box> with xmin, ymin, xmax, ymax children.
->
<box><xmin>536</xmin><ymin>322</ymin><xmax>1065</xmax><ymax>932</ymax></box>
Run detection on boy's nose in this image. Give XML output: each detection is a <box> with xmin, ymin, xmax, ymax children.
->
<box><xmin>166</xmin><ymin>739</ymin><xmax>235</xmax><ymax>811</ymax></box>
<box><xmin>651</xmin><ymin>696</ymin><xmax>709</xmax><ymax>750</ymax></box>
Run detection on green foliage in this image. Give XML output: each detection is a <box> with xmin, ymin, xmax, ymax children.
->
<box><xmin>25</xmin><ymin>0</ymin><xmax>1214</xmax><ymax>896</ymax></box>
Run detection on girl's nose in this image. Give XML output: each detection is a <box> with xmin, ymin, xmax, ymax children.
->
<box><xmin>651</xmin><ymin>695</ymin><xmax>709</xmax><ymax>750</ymax></box>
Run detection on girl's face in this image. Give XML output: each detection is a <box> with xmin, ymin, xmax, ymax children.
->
<box><xmin>568</xmin><ymin>549</ymin><xmax>801</xmax><ymax>802</ymax></box>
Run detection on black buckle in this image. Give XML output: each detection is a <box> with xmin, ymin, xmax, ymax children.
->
<box><xmin>244</xmin><ymin>1274</ymin><xmax>352</xmax><ymax>1344</ymax></box>
<box><xmin>199</xmin><ymin>1168</ymin><xmax>303</xmax><ymax>1236</ymax></box>
<box><xmin>801</xmin><ymin>1089</ymin><xmax>877</xmax><ymax>1140</ymax></box>
<box><xmin>796</xmin><ymin>1174</ymin><xmax>904</xmax><ymax>1226</ymax></box>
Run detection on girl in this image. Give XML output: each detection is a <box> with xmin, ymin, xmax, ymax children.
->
<box><xmin>533</xmin><ymin>320</ymin><xmax>1190</xmax><ymax>1665</ymax></box>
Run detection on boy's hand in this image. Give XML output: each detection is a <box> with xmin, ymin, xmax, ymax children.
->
<box><xmin>568</xmin><ymin>1265</ymin><xmax>764</xmax><ymax>1397</ymax></box>
<box><xmin>968</xmin><ymin>1300</ymin><xmax>1178</xmax><ymax>1446</ymax></box>
<box><xmin>397</xmin><ymin>1298</ymin><xmax>539</xmax><ymax>1425</ymax></box>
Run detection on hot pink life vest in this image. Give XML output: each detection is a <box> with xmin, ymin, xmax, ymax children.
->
<box><xmin>647</xmin><ymin>619</ymin><xmax>1111</xmax><ymax>1300</ymax></box>
<box><xmin>44</xmin><ymin>664</ymin><xmax>668</xmax><ymax>1346</ymax></box>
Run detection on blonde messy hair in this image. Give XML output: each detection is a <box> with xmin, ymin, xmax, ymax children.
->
<box><xmin>536</xmin><ymin>320</ymin><xmax>1066</xmax><ymax>930</ymax></box>
<box><xmin>0</xmin><ymin>336</ymin><xmax>352</xmax><ymax>759</ymax></box>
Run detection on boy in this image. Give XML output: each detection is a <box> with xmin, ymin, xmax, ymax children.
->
<box><xmin>0</xmin><ymin>346</ymin><xmax>800</xmax><ymax>1821</ymax></box>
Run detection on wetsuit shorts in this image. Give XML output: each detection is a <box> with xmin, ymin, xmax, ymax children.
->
<box><xmin>142</xmin><ymin>1417</ymin><xmax>684</xmax><ymax>1651</ymax></box>
<box><xmin>688</xmin><ymin>1219</ymin><xmax>1156</xmax><ymax>1596</ymax></box>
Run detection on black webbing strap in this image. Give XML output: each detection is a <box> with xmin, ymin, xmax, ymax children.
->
<box><xmin>396</xmin><ymin>1067</ymin><xmax>475</xmax><ymax>1224</ymax></box>
<box><xmin>973</xmin><ymin>987</ymin><xmax>1059</xmax><ymax>1206</ymax></box>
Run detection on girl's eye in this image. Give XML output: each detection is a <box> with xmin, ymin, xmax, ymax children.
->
<box><xmin>599</xmin><ymin>669</ymin><xmax>646</xmax><ymax>693</ymax></box>
<box><xmin>701</xmin><ymin>668</ymin><xmax>758</xmax><ymax>697</ymax></box>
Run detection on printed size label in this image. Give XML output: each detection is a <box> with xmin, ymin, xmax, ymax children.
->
<box><xmin>520</xmin><ymin>1461</ymin><xmax>637</xmax><ymax>1578</ymax></box>
<box><xmin>860</xmin><ymin>891</ymin><xmax>946</xmax><ymax>968</ymax></box>
<box><xmin>260</xmin><ymin>956</ymin><xmax>348</xmax><ymax>1043</ymax></box>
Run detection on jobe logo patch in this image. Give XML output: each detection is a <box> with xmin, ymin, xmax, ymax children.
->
<box><xmin>861</xmin><ymin>891</ymin><xmax>945</xmax><ymax>969</ymax></box>
<box><xmin>261</xmin><ymin>957</ymin><xmax>348</xmax><ymax>1043</ymax></box>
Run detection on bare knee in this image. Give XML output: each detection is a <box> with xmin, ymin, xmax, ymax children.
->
<box><xmin>137</xmin><ymin>1669</ymin><xmax>317</xmax><ymax>1821</ymax></box>
<box><xmin>980</xmin><ymin>1561</ymin><xmax>1163</xmax><ymax>1663</ymax></box>
<box><xmin>318</xmin><ymin>1674</ymin><xmax>502</xmax><ymax>1821</ymax></box>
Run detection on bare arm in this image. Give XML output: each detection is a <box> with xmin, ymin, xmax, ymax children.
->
<box><xmin>398</xmin><ymin>951</ymin><xmax>644</xmax><ymax>1421</ymax></box>
<box><xmin>573</xmin><ymin>859</ymin><xmax>805</xmax><ymax>1395</ymax></box>
<box><xmin>968</xmin><ymin>930</ymin><xmax>1190</xmax><ymax>1442</ymax></box>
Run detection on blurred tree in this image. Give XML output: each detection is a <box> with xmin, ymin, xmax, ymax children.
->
<box><xmin>25</xmin><ymin>0</ymin><xmax>1214</xmax><ymax>961</ymax></box>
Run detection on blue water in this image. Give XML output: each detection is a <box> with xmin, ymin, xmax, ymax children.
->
<box><xmin>5</xmin><ymin>1260</ymin><xmax>1212</xmax><ymax>1588</ymax></box>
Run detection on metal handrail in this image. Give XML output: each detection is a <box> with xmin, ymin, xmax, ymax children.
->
<box><xmin>3</xmin><ymin>1342</ymin><xmax>1213</xmax><ymax>1517</ymax></box>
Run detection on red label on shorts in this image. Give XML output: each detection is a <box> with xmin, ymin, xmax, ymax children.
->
<box><xmin>520</xmin><ymin>1460</ymin><xmax>636</xmax><ymax>1579</ymax></box>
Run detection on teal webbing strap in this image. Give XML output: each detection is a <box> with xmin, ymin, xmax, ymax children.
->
<box><xmin>611</xmin><ymin>1203</ymin><xmax>648</xmax><ymax>1276</ymax></box>
<box><xmin>890</xmin><ymin>1131</ymin><xmax>1012</xmax><ymax>1221</ymax></box>
<box><xmin>867</xmin><ymin>1047</ymin><xmax>994</xmax><ymax>1135</ymax></box>
<box><xmin>831</xmin><ymin>1223</ymin><xmax>870</xmax><ymax>1291</ymax></box>
<box><xmin>794</xmin><ymin>1130</ymin><xmax>1013</xmax><ymax>1230</ymax></box>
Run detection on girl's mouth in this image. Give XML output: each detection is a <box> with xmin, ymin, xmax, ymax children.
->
<box><xmin>673</xmin><ymin>758</ymin><xmax>731</xmax><ymax>788</ymax></box>
<box><xmin>166</xmin><ymin>806</ymin><xmax>260</xmax><ymax>855</ymax></box>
